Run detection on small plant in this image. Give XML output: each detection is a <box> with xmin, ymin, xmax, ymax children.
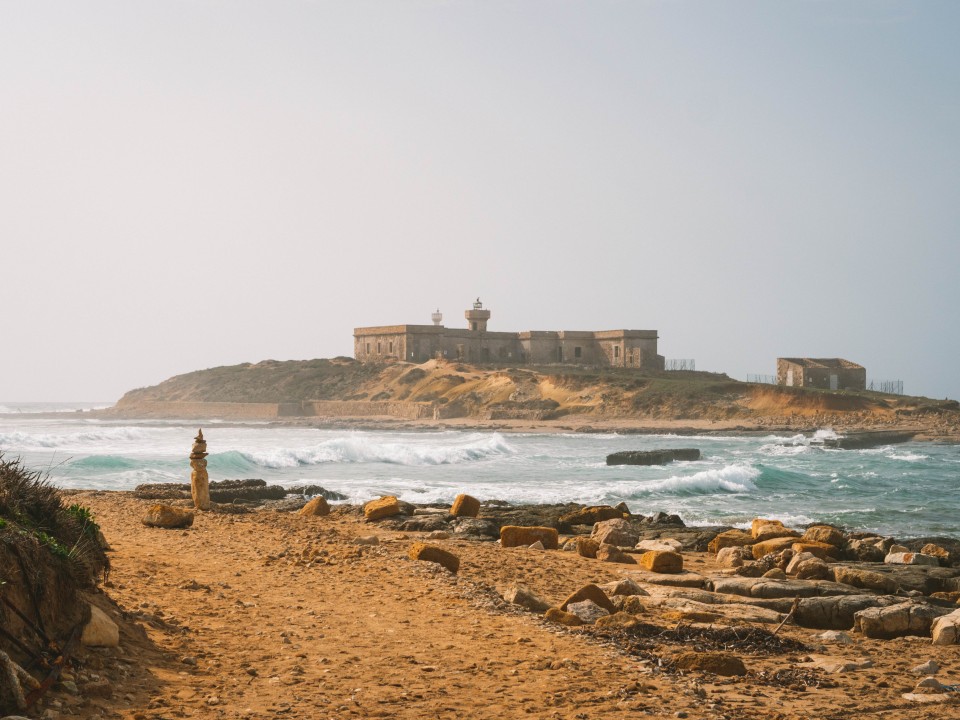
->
<box><xmin>33</xmin><ymin>530</ymin><xmax>70</xmax><ymax>559</ymax></box>
<box><xmin>0</xmin><ymin>518</ymin><xmax>6</xmax><ymax>529</ymax></box>
<box><xmin>66</xmin><ymin>504</ymin><xmax>100</xmax><ymax>539</ymax></box>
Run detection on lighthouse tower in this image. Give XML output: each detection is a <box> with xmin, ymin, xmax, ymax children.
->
<box><xmin>465</xmin><ymin>298</ymin><xmax>490</xmax><ymax>332</ymax></box>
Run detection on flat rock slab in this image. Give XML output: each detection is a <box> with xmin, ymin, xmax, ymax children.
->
<box><xmin>634</xmin><ymin>571</ymin><xmax>707</xmax><ymax>589</ymax></box>
<box><xmin>606</xmin><ymin>449</ymin><xmax>701</xmax><ymax>466</ymax></box>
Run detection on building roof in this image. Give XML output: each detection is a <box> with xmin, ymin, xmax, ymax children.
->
<box><xmin>778</xmin><ymin>358</ymin><xmax>864</xmax><ymax>370</ymax></box>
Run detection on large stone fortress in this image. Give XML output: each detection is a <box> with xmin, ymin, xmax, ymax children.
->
<box><xmin>354</xmin><ymin>300</ymin><xmax>665</xmax><ymax>369</ymax></box>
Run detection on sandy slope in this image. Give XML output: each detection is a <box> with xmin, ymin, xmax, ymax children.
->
<box><xmin>38</xmin><ymin>492</ymin><xmax>960</xmax><ymax>720</ymax></box>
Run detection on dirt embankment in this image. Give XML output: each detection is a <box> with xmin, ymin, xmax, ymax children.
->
<box><xmin>109</xmin><ymin>358</ymin><xmax>960</xmax><ymax>439</ymax></box>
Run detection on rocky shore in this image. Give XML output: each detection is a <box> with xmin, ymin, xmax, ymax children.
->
<box><xmin>7</xmin><ymin>488</ymin><xmax>960</xmax><ymax>720</ymax></box>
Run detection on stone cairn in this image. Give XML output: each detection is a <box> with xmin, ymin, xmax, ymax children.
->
<box><xmin>189</xmin><ymin>429</ymin><xmax>211</xmax><ymax>511</ymax></box>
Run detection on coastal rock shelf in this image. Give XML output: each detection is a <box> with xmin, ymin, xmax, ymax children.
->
<box><xmin>605</xmin><ymin>448</ymin><xmax>701</xmax><ymax>466</ymax></box>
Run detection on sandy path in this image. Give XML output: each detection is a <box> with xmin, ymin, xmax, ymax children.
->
<box><xmin>51</xmin><ymin>492</ymin><xmax>960</xmax><ymax>720</ymax></box>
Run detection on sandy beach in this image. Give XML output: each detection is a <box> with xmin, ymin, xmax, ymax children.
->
<box><xmin>25</xmin><ymin>491</ymin><xmax>959</xmax><ymax>720</ymax></box>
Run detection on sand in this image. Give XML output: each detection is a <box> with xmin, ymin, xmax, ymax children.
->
<box><xmin>34</xmin><ymin>492</ymin><xmax>960</xmax><ymax>720</ymax></box>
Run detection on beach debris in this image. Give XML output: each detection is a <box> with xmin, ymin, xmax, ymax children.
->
<box><xmin>141</xmin><ymin>504</ymin><xmax>194</xmax><ymax>529</ymax></box>
<box><xmin>80</xmin><ymin>605</ymin><xmax>119</xmax><ymax>648</ymax></box>
<box><xmin>597</xmin><ymin>543</ymin><xmax>636</xmax><ymax>564</ymax></box>
<box><xmin>408</xmin><ymin>542</ymin><xmax>459</xmax><ymax>573</ymax></box>
<box><xmin>450</xmin><ymin>493</ymin><xmax>480</xmax><ymax>517</ymax></box>
<box><xmin>605</xmin><ymin>449</ymin><xmax>701</xmax><ymax>466</ymax></box>
<box><xmin>566</xmin><ymin>600</ymin><xmax>609</xmax><ymax>624</ymax></box>
<box><xmin>363</xmin><ymin>495</ymin><xmax>402</xmax><ymax>521</ymax></box>
<box><xmin>502</xmin><ymin>585</ymin><xmax>550</xmax><ymax>613</ymax></box>
<box><xmin>189</xmin><ymin>429</ymin><xmax>211</xmax><ymax>511</ymax></box>
<box><xmin>560</xmin><ymin>584</ymin><xmax>616</xmax><ymax>614</ymax></box>
<box><xmin>298</xmin><ymin>497</ymin><xmax>330</xmax><ymax>517</ymax></box>
<box><xmin>931</xmin><ymin>608</ymin><xmax>960</xmax><ymax>644</ymax></box>
<box><xmin>673</xmin><ymin>651</ymin><xmax>746</xmax><ymax>676</ymax></box>
<box><xmin>499</xmin><ymin>525</ymin><xmax>558</xmax><ymax>549</ymax></box>
<box><xmin>640</xmin><ymin>550</ymin><xmax>683</xmax><ymax>574</ymax></box>
<box><xmin>591</xmin><ymin>518</ymin><xmax>639</xmax><ymax>547</ymax></box>
<box><xmin>853</xmin><ymin>600</ymin><xmax>951</xmax><ymax>639</ymax></box>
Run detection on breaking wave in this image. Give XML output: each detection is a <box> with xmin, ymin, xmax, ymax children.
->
<box><xmin>0</xmin><ymin>427</ymin><xmax>149</xmax><ymax>450</ymax></box>
<box><xmin>628</xmin><ymin>464</ymin><xmax>760</xmax><ymax>495</ymax></box>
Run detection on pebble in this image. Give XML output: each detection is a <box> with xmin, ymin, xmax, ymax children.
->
<box><xmin>911</xmin><ymin>660</ymin><xmax>939</xmax><ymax>675</ymax></box>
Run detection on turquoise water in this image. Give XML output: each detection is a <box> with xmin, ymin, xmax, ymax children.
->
<box><xmin>1</xmin><ymin>406</ymin><xmax>958</xmax><ymax>539</ymax></box>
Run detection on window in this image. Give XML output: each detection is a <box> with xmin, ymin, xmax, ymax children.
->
<box><xmin>365</xmin><ymin>343</ymin><xmax>370</xmax><ymax>353</ymax></box>
<box><xmin>389</xmin><ymin>341</ymin><xmax>394</xmax><ymax>353</ymax></box>
<box><xmin>377</xmin><ymin>342</ymin><xmax>382</xmax><ymax>354</ymax></box>
<box><xmin>614</xmin><ymin>346</ymin><xmax>620</xmax><ymax>358</ymax></box>
<box><xmin>471</xmin><ymin>322</ymin><xmax>477</xmax><ymax>331</ymax></box>
<box><xmin>574</xmin><ymin>346</ymin><xmax>582</xmax><ymax>359</ymax></box>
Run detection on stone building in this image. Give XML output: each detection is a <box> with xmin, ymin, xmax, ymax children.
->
<box><xmin>354</xmin><ymin>300</ymin><xmax>665</xmax><ymax>370</ymax></box>
<box><xmin>776</xmin><ymin>358</ymin><xmax>866</xmax><ymax>391</ymax></box>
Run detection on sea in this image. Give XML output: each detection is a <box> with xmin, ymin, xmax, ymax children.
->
<box><xmin>1</xmin><ymin>401</ymin><xmax>959</xmax><ymax>540</ymax></box>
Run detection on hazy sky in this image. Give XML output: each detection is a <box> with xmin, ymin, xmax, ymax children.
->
<box><xmin>2</xmin><ymin>1</ymin><xmax>958</xmax><ymax>402</ymax></box>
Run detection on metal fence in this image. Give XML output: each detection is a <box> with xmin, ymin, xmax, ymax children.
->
<box><xmin>745</xmin><ymin>374</ymin><xmax>777</xmax><ymax>385</ymax></box>
<box><xmin>868</xmin><ymin>379</ymin><xmax>904</xmax><ymax>395</ymax></box>
<box><xmin>665</xmin><ymin>359</ymin><xmax>696</xmax><ymax>371</ymax></box>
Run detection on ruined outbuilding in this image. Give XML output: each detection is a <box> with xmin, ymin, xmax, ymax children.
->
<box><xmin>354</xmin><ymin>300</ymin><xmax>664</xmax><ymax>370</ymax></box>
<box><xmin>777</xmin><ymin>358</ymin><xmax>866</xmax><ymax>391</ymax></box>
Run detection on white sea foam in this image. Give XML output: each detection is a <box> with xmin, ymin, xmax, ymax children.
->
<box><xmin>629</xmin><ymin>464</ymin><xmax>760</xmax><ymax>494</ymax></box>
<box><xmin>887</xmin><ymin>451</ymin><xmax>928</xmax><ymax>462</ymax></box>
<box><xmin>0</xmin><ymin>426</ymin><xmax>150</xmax><ymax>451</ymax></box>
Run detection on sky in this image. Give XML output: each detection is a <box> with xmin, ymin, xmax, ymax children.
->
<box><xmin>1</xmin><ymin>0</ymin><xmax>958</xmax><ymax>402</ymax></box>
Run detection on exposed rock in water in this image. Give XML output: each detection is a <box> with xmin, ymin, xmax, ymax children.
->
<box><xmin>606</xmin><ymin>449</ymin><xmax>701</xmax><ymax>466</ymax></box>
<box><xmin>820</xmin><ymin>431</ymin><xmax>915</xmax><ymax>449</ymax></box>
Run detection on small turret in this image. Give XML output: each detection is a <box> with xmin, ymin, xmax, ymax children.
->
<box><xmin>465</xmin><ymin>297</ymin><xmax>491</xmax><ymax>332</ymax></box>
<box><xmin>431</xmin><ymin>308</ymin><xmax>443</xmax><ymax>326</ymax></box>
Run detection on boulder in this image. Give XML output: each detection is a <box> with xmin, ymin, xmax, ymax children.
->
<box><xmin>752</xmin><ymin>537</ymin><xmax>798</xmax><ymax>559</ymax></box>
<box><xmin>794</xmin><ymin>595</ymin><xmax>901</xmax><ymax>630</ymax></box>
<box><xmin>81</xmin><ymin>605</ymin><xmax>119</xmax><ymax>648</ymax></box>
<box><xmin>885</xmin><ymin>552</ymin><xmax>940</xmax><ymax>567</ymax></box>
<box><xmin>763</xmin><ymin>568</ymin><xmax>787</xmax><ymax>580</ymax></box>
<box><xmin>408</xmin><ymin>543</ymin><xmax>460</xmax><ymax>573</ymax></box>
<box><xmin>786</xmin><ymin>552</ymin><xmax>816</xmax><ymax>575</ymax></box>
<box><xmin>754</xmin><ymin>524</ymin><xmax>800</xmax><ymax>543</ymax></box>
<box><xmin>599</xmin><ymin>578</ymin><xmax>649</xmax><ymax>597</ymax></box>
<box><xmin>635</xmin><ymin>571</ymin><xmax>705</xmax><ymax>589</ymax></box>
<box><xmin>544</xmin><ymin>607</ymin><xmax>584</xmax><ymax>626</ymax></box>
<box><xmin>639</xmin><ymin>550</ymin><xmax>682</xmax><ymax>574</ymax></box>
<box><xmin>853</xmin><ymin>601</ymin><xmax>951</xmax><ymax>639</ymax></box>
<box><xmin>452</xmin><ymin>517</ymin><xmax>499</xmax><ymax>539</ymax></box>
<box><xmin>503</xmin><ymin>586</ymin><xmax>551</xmax><ymax>613</ymax></box>
<box><xmin>674</xmin><ymin>652</ymin><xmax>746</xmax><ymax>677</ymax></box>
<box><xmin>921</xmin><ymin>544</ymin><xmax>953</xmax><ymax>567</ymax></box>
<box><xmin>794</xmin><ymin>558</ymin><xmax>832</xmax><ymax>581</ymax></box>
<box><xmin>559</xmin><ymin>505</ymin><xmax>623</xmax><ymax>528</ymax></box>
<box><xmin>560</xmin><ymin>584</ymin><xmax>616</xmax><ymax>614</ymax></box>
<box><xmin>802</xmin><ymin>525</ymin><xmax>846</xmax><ymax>547</ymax></box>
<box><xmin>931</xmin><ymin>609</ymin><xmax>960</xmax><ymax>645</ymax></box>
<box><xmin>708</xmin><ymin>530</ymin><xmax>753</xmax><ymax>554</ymax></box>
<box><xmin>832</xmin><ymin>566</ymin><xmax>899</xmax><ymax>594</ymax></box>
<box><xmin>751</xmin><ymin>518</ymin><xmax>783</xmax><ymax>537</ymax></box>
<box><xmin>575</xmin><ymin>537</ymin><xmax>600</xmax><ymax>559</ymax></box>
<box><xmin>605</xmin><ymin>449</ymin><xmax>700</xmax><ymax>466</ymax></box>
<box><xmin>931</xmin><ymin>591</ymin><xmax>960</xmax><ymax>603</ymax></box>
<box><xmin>450</xmin><ymin>494</ymin><xmax>481</xmax><ymax>518</ymax></box>
<box><xmin>142</xmin><ymin>504</ymin><xmax>194</xmax><ymax>529</ymax></box>
<box><xmin>843</xmin><ymin>537</ymin><xmax>888</xmax><ymax>562</ymax></box>
<box><xmin>500</xmin><ymin>526</ymin><xmax>559</xmax><ymax>550</ymax></box>
<box><xmin>716</xmin><ymin>546</ymin><xmax>749</xmax><ymax>568</ymax></box>
<box><xmin>613</xmin><ymin>595</ymin><xmax>648</xmax><ymax>614</ymax></box>
<box><xmin>566</xmin><ymin>600</ymin><xmax>610</xmax><ymax>624</ymax></box>
<box><xmin>364</xmin><ymin>496</ymin><xmax>402</xmax><ymax>521</ymax></box>
<box><xmin>591</xmin><ymin>519</ymin><xmax>640</xmax><ymax>547</ymax></box>
<box><xmin>298</xmin><ymin>497</ymin><xmax>330</xmax><ymax>517</ymax></box>
<box><xmin>596</xmin><ymin>544</ymin><xmax>637</xmax><ymax>564</ymax></box>
<box><xmin>791</xmin><ymin>541</ymin><xmax>839</xmax><ymax>560</ymax></box>
<box><xmin>635</xmin><ymin>538</ymin><xmax>682</xmax><ymax>553</ymax></box>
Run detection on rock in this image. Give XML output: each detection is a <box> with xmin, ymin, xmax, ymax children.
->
<box><xmin>843</xmin><ymin>537</ymin><xmax>888</xmax><ymax>562</ymax></box>
<box><xmin>912</xmin><ymin>660</ymin><xmax>940</xmax><ymax>675</ymax></box>
<box><xmin>890</xmin><ymin>544</ymin><xmax>909</xmax><ymax>554</ymax></box>
<box><xmin>142</xmin><ymin>504</ymin><xmax>194</xmax><ymax>529</ymax></box>
<box><xmin>591</xmin><ymin>519</ymin><xmax>639</xmax><ymax>547</ymax></box>
<box><xmin>802</xmin><ymin>525</ymin><xmax>845</xmax><ymax>547</ymax></box>
<box><xmin>558</xmin><ymin>505</ymin><xmax>623</xmax><ymax>528</ymax></box>
<box><xmin>566</xmin><ymin>600</ymin><xmax>610</xmax><ymax>624</ymax></box>
<box><xmin>636</xmin><ymin>571</ymin><xmax>705</xmax><ymax>589</ymax></box>
<box><xmin>754</xmin><ymin>524</ymin><xmax>800</xmax><ymax>543</ymax></box>
<box><xmin>794</xmin><ymin>558</ymin><xmax>832</xmax><ymax>581</ymax></box>
<box><xmin>575</xmin><ymin>537</ymin><xmax>600</xmax><ymax>558</ymax></box>
<box><xmin>639</xmin><ymin>550</ymin><xmax>683</xmax><ymax>574</ymax></box>
<box><xmin>674</xmin><ymin>652</ymin><xmax>746</xmax><ymax>677</ymax></box>
<box><xmin>853</xmin><ymin>601</ymin><xmax>951</xmax><ymax>639</ymax></box>
<box><xmin>832</xmin><ymin>566</ymin><xmax>899</xmax><ymax>594</ymax></box>
<box><xmin>452</xmin><ymin>517</ymin><xmax>498</xmax><ymax>539</ymax></box>
<box><xmin>503</xmin><ymin>586</ymin><xmax>550</xmax><ymax>613</ymax></box>
<box><xmin>818</xmin><ymin>630</ymin><xmax>854</xmax><ymax>644</ymax></box>
<box><xmin>596</xmin><ymin>544</ymin><xmax>637</xmax><ymax>564</ymax></box>
<box><xmin>751</xmin><ymin>518</ymin><xmax>783</xmax><ymax>537</ymax></box>
<box><xmin>595</xmin><ymin>611</ymin><xmax>643</xmax><ymax>629</ymax></box>
<box><xmin>599</xmin><ymin>578</ymin><xmax>649</xmax><ymax>597</ymax></box>
<box><xmin>931</xmin><ymin>591</ymin><xmax>960</xmax><ymax>603</ymax></box>
<box><xmin>81</xmin><ymin>605</ymin><xmax>119</xmax><ymax>648</ymax></box>
<box><xmin>364</xmin><ymin>496</ymin><xmax>402</xmax><ymax>521</ymax></box>
<box><xmin>931</xmin><ymin>608</ymin><xmax>960</xmax><ymax>645</ymax></box>
<box><xmin>528</xmin><ymin>540</ymin><xmax>546</xmax><ymax>551</ymax></box>
<box><xmin>915</xmin><ymin>677</ymin><xmax>946</xmax><ymax>691</ymax></box>
<box><xmin>707</xmin><ymin>530</ymin><xmax>753</xmax><ymax>554</ymax></box>
<box><xmin>613</xmin><ymin>595</ymin><xmax>648</xmax><ymax>614</ymax></box>
<box><xmin>605</xmin><ymin>449</ymin><xmax>700</xmax><ymax>466</ymax></box>
<box><xmin>560</xmin><ymin>584</ymin><xmax>616</xmax><ymax>614</ymax></box>
<box><xmin>544</xmin><ymin>608</ymin><xmax>584</xmax><ymax>626</ymax></box>
<box><xmin>763</xmin><ymin>568</ymin><xmax>787</xmax><ymax>580</ymax></box>
<box><xmin>752</xmin><ymin>537</ymin><xmax>798</xmax><ymax>559</ymax></box>
<box><xmin>716</xmin><ymin>546</ymin><xmax>749</xmax><ymax>568</ymax></box>
<box><xmin>663</xmin><ymin>609</ymin><xmax>722</xmax><ymax>624</ymax></box>
<box><xmin>791</xmin><ymin>541</ymin><xmax>839</xmax><ymax>560</ymax></box>
<box><xmin>921</xmin><ymin>544</ymin><xmax>953</xmax><ymax>566</ymax></box>
<box><xmin>81</xmin><ymin>679</ymin><xmax>113</xmax><ymax>698</ymax></box>
<box><xmin>614</xmin><ymin>501</ymin><xmax>631</xmax><ymax>515</ymax></box>
<box><xmin>786</xmin><ymin>552</ymin><xmax>816</xmax><ymax>575</ymax></box>
<box><xmin>427</xmin><ymin>530</ymin><xmax>451</xmax><ymax>540</ymax></box>
<box><xmin>794</xmin><ymin>595</ymin><xmax>900</xmax><ymax>630</ymax></box>
<box><xmin>298</xmin><ymin>497</ymin><xmax>330</xmax><ymax>517</ymax></box>
<box><xmin>885</xmin><ymin>552</ymin><xmax>940</xmax><ymax>566</ymax></box>
<box><xmin>636</xmin><ymin>538</ymin><xmax>682</xmax><ymax>553</ymax></box>
<box><xmin>500</xmin><ymin>526</ymin><xmax>559</xmax><ymax>550</ymax></box>
<box><xmin>644</xmin><ymin>511</ymin><xmax>685</xmax><ymax>527</ymax></box>
<box><xmin>901</xmin><ymin>692</ymin><xmax>952</xmax><ymax>704</ymax></box>
<box><xmin>355</xmin><ymin>535</ymin><xmax>380</xmax><ymax>545</ymax></box>
<box><xmin>408</xmin><ymin>542</ymin><xmax>460</xmax><ymax>573</ymax></box>
<box><xmin>450</xmin><ymin>494</ymin><xmax>481</xmax><ymax>517</ymax></box>
<box><xmin>809</xmin><ymin>655</ymin><xmax>873</xmax><ymax>673</ymax></box>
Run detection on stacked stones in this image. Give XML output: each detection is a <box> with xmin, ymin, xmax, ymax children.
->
<box><xmin>189</xmin><ymin>429</ymin><xmax>211</xmax><ymax>511</ymax></box>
